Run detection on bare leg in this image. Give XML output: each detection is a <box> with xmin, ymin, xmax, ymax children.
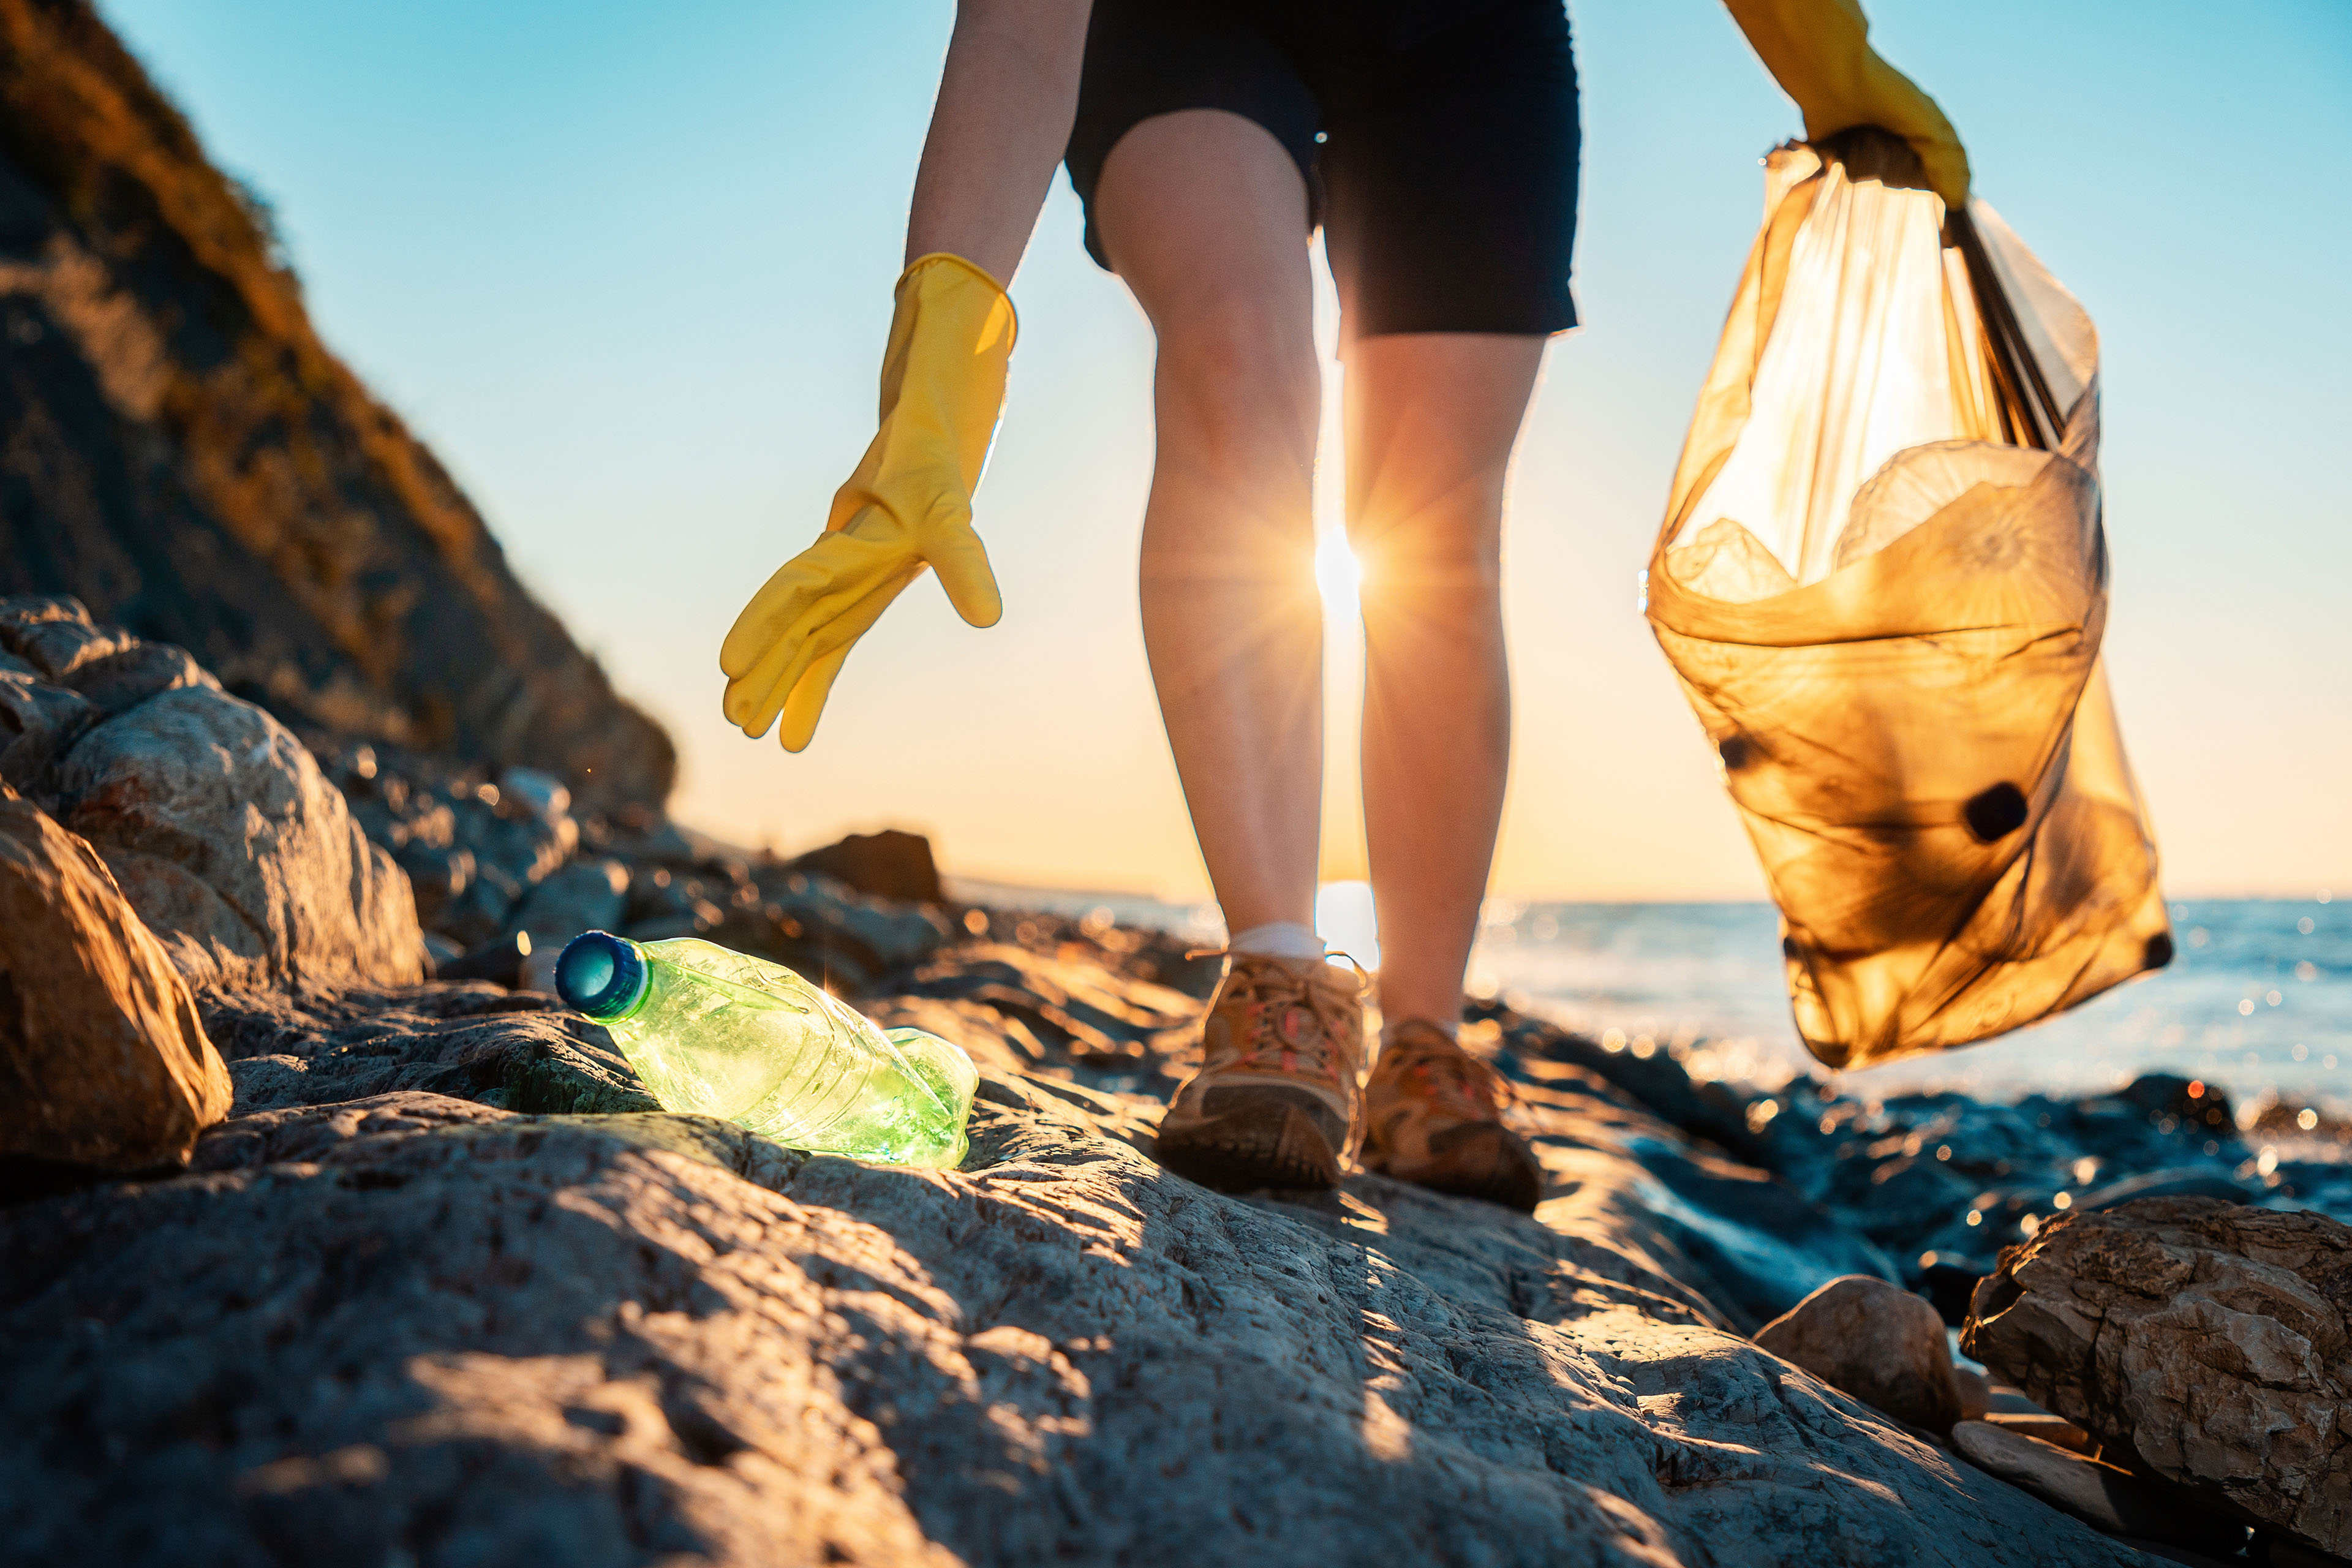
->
<box><xmin>1345</xmin><ymin>333</ymin><xmax>1545</xmax><ymax>1029</ymax></box>
<box><xmin>1094</xmin><ymin>111</ymin><xmax>1324</xmax><ymax>937</ymax></box>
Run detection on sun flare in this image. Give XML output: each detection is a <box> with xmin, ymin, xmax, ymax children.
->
<box><xmin>1313</xmin><ymin>527</ymin><xmax>1362</xmax><ymax>613</ymax></box>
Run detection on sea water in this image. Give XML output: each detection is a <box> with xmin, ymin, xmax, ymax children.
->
<box><xmin>992</xmin><ymin>886</ymin><xmax>2348</xmax><ymax>1110</ymax></box>
<box><xmin>1461</xmin><ymin>897</ymin><xmax>2349</xmax><ymax>1107</ymax></box>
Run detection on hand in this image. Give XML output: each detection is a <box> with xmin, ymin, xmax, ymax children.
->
<box><xmin>1722</xmin><ymin>0</ymin><xmax>1970</xmax><ymax>209</ymax></box>
<box><xmin>719</xmin><ymin>254</ymin><xmax>1014</xmax><ymax>752</ymax></box>
<box><xmin>720</xmin><ymin>493</ymin><xmax>1001</xmax><ymax>752</ymax></box>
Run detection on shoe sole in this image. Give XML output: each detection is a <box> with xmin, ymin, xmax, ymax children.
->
<box><xmin>1156</xmin><ymin>1101</ymin><xmax>1343</xmax><ymax>1192</ymax></box>
<box><xmin>1369</xmin><ymin>1125</ymin><xmax>1544</xmax><ymax>1213</ymax></box>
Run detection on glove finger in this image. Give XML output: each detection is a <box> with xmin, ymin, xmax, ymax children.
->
<box><xmin>758</xmin><ymin>560</ymin><xmax>919</xmax><ymax>723</ymax></box>
<box><xmin>718</xmin><ymin>524</ymin><xmax>900</xmax><ymax>680</ymax></box>
<box><xmin>775</xmin><ymin>643</ymin><xmax>854</xmax><ymax>753</ymax></box>
<box><xmin>725</xmin><ymin>589</ymin><xmax>840</xmax><ymax>734</ymax></box>
<box><xmin>727</xmin><ymin>621</ymin><xmax>827</xmax><ymax>739</ymax></box>
<box><xmin>720</xmin><ymin>538</ymin><xmax>911</xmax><ymax>730</ymax></box>
<box><xmin>929</xmin><ymin>526</ymin><xmax>1003</xmax><ymax>628</ymax></box>
<box><xmin>730</xmin><ymin>562</ymin><xmax>919</xmax><ymax>741</ymax></box>
<box><xmin>725</xmin><ymin>605</ymin><xmax>832</xmax><ymax>737</ymax></box>
<box><xmin>722</xmin><ymin>659</ymin><xmax>786</xmax><ymax>737</ymax></box>
<box><xmin>721</xmin><ymin>556</ymin><xmax>829</xmax><ymax>682</ymax></box>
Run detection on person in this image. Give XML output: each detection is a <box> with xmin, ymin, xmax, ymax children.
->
<box><xmin>719</xmin><ymin>0</ymin><xmax>1967</xmax><ymax>1210</ymax></box>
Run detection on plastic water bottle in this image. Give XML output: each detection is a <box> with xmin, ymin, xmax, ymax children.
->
<box><xmin>552</xmin><ymin>930</ymin><xmax>975</xmax><ymax>1169</ymax></box>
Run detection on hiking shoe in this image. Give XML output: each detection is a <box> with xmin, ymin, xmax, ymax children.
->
<box><xmin>1361</xmin><ymin>1018</ymin><xmax>1542</xmax><ymax>1212</ymax></box>
<box><xmin>1156</xmin><ymin>952</ymin><xmax>1366</xmax><ymax>1191</ymax></box>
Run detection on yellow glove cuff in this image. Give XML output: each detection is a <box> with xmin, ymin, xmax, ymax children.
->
<box><xmin>825</xmin><ymin>252</ymin><xmax>1018</xmax><ymax>534</ymax></box>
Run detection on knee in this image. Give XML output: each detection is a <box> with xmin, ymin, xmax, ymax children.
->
<box><xmin>1142</xmin><ymin>292</ymin><xmax>1321</xmax><ymax>588</ymax></box>
<box><xmin>1353</xmin><ymin>521</ymin><xmax>1503</xmax><ymax>608</ymax></box>
<box><xmin>1154</xmin><ymin>292</ymin><xmax>1320</xmax><ymax>465</ymax></box>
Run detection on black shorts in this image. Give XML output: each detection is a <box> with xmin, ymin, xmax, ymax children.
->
<box><xmin>1063</xmin><ymin>0</ymin><xmax>1580</xmax><ymax>337</ymax></box>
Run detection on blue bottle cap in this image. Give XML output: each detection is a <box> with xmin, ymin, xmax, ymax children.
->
<box><xmin>554</xmin><ymin>930</ymin><xmax>649</xmax><ymax>1022</ymax></box>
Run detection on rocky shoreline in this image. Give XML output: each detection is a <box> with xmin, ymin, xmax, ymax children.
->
<box><xmin>7</xmin><ymin>9</ymin><xmax>2346</xmax><ymax>1556</ymax></box>
<box><xmin>7</xmin><ymin>596</ymin><xmax>2351</xmax><ymax>1566</ymax></box>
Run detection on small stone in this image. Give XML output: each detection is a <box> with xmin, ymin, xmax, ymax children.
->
<box><xmin>494</xmin><ymin>765</ymin><xmax>571</xmax><ymax>823</ymax></box>
<box><xmin>1754</xmin><ymin>1273</ymin><xmax>1962</xmax><ymax>1430</ymax></box>
<box><xmin>509</xmin><ymin>858</ymin><xmax>628</xmax><ymax>956</ymax></box>
<box><xmin>1987</xmin><ymin>1382</ymin><xmax>2046</xmax><ymax>1415</ymax></box>
<box><xmin>0</xmin><ymin>595</ymin><xmax>129</xmax><ymax>683</ymax></box>
<box><xmin>435</xmin><ymin>932</ymin><xmax>535</xmax><ymax>989</ymax></box>
<box><xmin>0</xmin><ymin>671</ymin><xmax>97</xmax><ymax>794</ymax></box>
<box><xmin>394</xmin><ymin>842</ymin><xmax>475</xmax><ymax>927</ymax></box>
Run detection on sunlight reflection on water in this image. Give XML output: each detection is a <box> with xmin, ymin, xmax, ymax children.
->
<box><xmin>1463</xmin><ymin>899</ymin><xmax>2350</xmax><ymax>1109</ymax></box>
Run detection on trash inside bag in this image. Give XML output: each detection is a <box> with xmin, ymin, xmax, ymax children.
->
<box><xmin>1646</xmin><ymin>128</ymin><xmax>2170</xmax><ymax>1071</ymax></box>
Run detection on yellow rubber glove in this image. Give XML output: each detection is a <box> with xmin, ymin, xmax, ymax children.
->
<box><xmin>1722</xmin><ymin>0</ymin><xmax>1970</xmax><ymax>209</ymax></box>
<box><xmin>720</xmin><ymin>252</ymin><xmax>1014</xmax><ymax>751</ymax></box>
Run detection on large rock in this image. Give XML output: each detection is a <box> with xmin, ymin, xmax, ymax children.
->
<box><xmin>0</xmin><ymin>913</ymin><xmax>2165</xmax><ymax>1566</ymax></box>
<box><xmin>1754</xmin><ymin>1273</ymin><xmax>1963</xmax><ymax>1431</ymax></box>
<box><xmin>0</xmin><ymin>1074</ymin><xmax>2148</xmax><ymax>1566</ymax></box>
<box><xmin>4</xmin><ymin>597</ymin><xmax>431</xmax><ymax>994</ymax></box>
<box><xmin>791</xmin><ymin>828</ymin><xmax>944</xmax><ymax>905</ymax></box>
<box><xmin>0</xmin><ymin>783</ymin><xmax>228</xmax><ymax>1170</ymax></box>
<box><xmin>52</xmin><ymin>680</ymin><xmax>424</xmax><ymax>990</ymax></box>
<box><xmin>202</xmin><ymin>980</ymin><xmax>658</xmax><ymax>1118</ymax></box>
<box><xmin>1964</xmin><ymin>1197</ymin><xmax>2352</xmax><ymax>1555</ymax></box>
<box><xmin>0</xmin><ymin>0</ymin><xmax>671</xmax><ymax>811</ymax></box>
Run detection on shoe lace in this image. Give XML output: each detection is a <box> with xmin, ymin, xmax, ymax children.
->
<box><xmin>1191</xmin><ymin>950</ymin><xmax>1365</xmax><ymax>1084</ymax></box>
<box><xmin>1382</xmin><ymin>1031</ymin><xmax>1514</xmax><ymax>1121</ymax></box>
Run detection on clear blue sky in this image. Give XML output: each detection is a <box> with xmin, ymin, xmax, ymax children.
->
<box><xmin>100</xmin><ymin>0</ymin><xmax>2352</xmax><ymax>899</ymax></box>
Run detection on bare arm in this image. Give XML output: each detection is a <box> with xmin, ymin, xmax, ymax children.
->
<box><xmin>905</xmin><ymin>0</ymin><xmax>1093</xmax><ymax>281</ymax></box>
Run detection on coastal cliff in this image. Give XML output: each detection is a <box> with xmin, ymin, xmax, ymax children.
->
<box><xmin>0</xmin><ymin>0</ymin><xmax>672</xmax><ymax>809</ymax></box>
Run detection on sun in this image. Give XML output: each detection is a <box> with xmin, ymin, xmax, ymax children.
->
<box><xmin>1313</xmin><ymin>526</ymin><xmax>1362</xmax><ymax>614</ymax></box>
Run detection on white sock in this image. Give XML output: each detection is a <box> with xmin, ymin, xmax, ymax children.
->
<box><xmin>1227</xmin><ymin>920</ymin><xmax>1325</xmax><ymax>961</ymax></box>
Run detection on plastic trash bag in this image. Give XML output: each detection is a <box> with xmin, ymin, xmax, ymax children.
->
<box><xmin>1645</xmin><ymin>129</ymin><xmax>2169</xmax><ymax>1071</ymax></box>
